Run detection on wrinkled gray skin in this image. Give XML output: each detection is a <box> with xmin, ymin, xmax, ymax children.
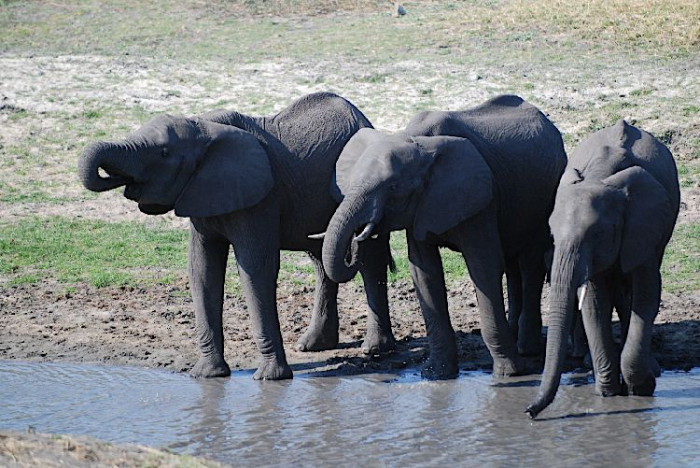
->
<box><xmin>526</xmin><ymin>120</ymin><xmax>680</xmax><ymax>418</ymax></box>
<box><xmin>78</xmin><ymin>92</ymin><xmax>394</xmax><ymax>381</ymax></box>
<box><xmin>322</xmin><ymin>95</ymin><xmax>567</xmax><ymax>379</ymax></box>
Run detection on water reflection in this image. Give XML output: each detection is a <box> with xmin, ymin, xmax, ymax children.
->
<box><xmin>0</xmin><ymin>361</ymin><xmax>698</xmax><ymax>466</ymax></box>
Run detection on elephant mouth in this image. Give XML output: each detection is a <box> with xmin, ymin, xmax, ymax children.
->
<box><xmin>138</xmin><ymin>203</ymin><xmax>172</xmax><ymax>215</ymax></box>
<box><xmin>123</xmin><ymin>183</ymin><xmax>141</xmax><ymax>202</ymax></box>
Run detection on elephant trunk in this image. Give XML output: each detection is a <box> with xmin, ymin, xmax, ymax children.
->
<box><xmin>78</xmin><ymin>141</ymin><xmax>141</xmax><ymax>192</ymax></box>
<box><xmin>526</xmin><ymin>244</ymin><xmax>586</xmax><ymax>418</ymax></box>
<box><xmin>322</xmin><ymin>190</ymin><xmax>383</xmax><ymax>284</ymax></box>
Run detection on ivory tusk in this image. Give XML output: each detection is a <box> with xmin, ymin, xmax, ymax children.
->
<box><xmin>577</xmin><ymin>283</ymin><xmax>587</xmax><ymax>311</ymax></box>
<box><xmin>353</xmin><ymin>222</ymin><xmax>375</xmax><ymax>242</ymax></box>
<box><xmin>308</xmin><ymin>232</ymin><xmax>326</xmax><ymax>240</ymax></box>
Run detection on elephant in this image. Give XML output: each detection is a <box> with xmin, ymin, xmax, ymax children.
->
<box><xmin>319</xmin><ymin>95</ymin><xmax>568</xmax><ymax>378</ymax></box>
<box><xmin>78</xmin><ymin>92</ymin><xmax>395</xmax><ymax>381</ymax></box>
<box><xmin>526</xmin><ymin>120</ymin><xmax>680</xmax><ymax>418</ymax></box>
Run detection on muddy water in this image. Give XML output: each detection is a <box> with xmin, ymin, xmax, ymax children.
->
<box><xmin>1</xmin><ymin>362</ymin><xmax>698</xmax><ymax>466</ymax></box>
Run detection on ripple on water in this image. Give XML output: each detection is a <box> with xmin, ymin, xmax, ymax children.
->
<box><xmin>0</xmin><ymin>361</ymin><xmax>698</xmax><ymax>466</ymax></box>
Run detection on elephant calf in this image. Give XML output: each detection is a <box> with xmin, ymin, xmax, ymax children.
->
<box><xmin>320</xmin><ymin>95</ymin><xmax>567</xmax><ymax>378</ymax></box>
<box><xmin>526</xmin><ymin>120</ymin><xmax>680</xmax><ymax>418</ymax></box>
<box><xmin>78</xmin><ymin>92</ymin><xmax>394</xmax><ymax>381</ymax></box>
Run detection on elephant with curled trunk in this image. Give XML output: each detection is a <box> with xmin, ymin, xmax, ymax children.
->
<box><xmin>526</xmin><ymin>120</ymin><xmax>680</xmax><ymax>418</ymax></box>
<box><xmin>78</xmin><ymin>92</ymin><xmax>395</xmax><ymax>381</ymax></box>
<box><xmin>321</xmin><ymin>95</ymin><xmax>567</xmax><ymax>378</ymax></box>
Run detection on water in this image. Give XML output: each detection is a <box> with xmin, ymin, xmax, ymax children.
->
<box><xmin>1</xmin><ymin>361</ymin><xmax>699</xmax><ymax>466</ymax></box>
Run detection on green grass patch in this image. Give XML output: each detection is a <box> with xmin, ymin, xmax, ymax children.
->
<box><xmin>662</xmin><ymin>223</ymin><xmax>700</xmax><ymax>294</ymax></box>
<box><xmin>387</xmin><ymin>231</ymin><xmax>466</xmax><ymax>285</ymax></box>
<box><xmin>0</xmin><ymin>217</ymin><xmax>189</xmax><ymax>288</ymax></box>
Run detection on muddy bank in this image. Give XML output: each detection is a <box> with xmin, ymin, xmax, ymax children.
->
<box><xmin>0</xmin><ymin>430</ymin><xmax>223</xmax><ymax>467</ymax></box>
<box><xmin>1</xmin><ymin>276</ymin><xmax>698</xmax><ymax>377</ymax></box>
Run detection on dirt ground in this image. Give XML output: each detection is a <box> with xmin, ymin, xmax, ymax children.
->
<box><xmin>2</xmin><ymin>268</ymin><xmax>699</xmax><ymax>378</ymax></box>
<box><xmin>1</xmin><ymin>3</ymin><xmax>699</xmax><ymax>466</ymax></box>
<box><xmin>0</xmin><ymin>429</ymin><xmax>223</xmax><ymax>468</ymax></box>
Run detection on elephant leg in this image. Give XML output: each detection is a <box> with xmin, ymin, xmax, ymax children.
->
<box><xmin>580</xmin><ymin>275</ymin><xmax>622</xmax><ymax>396</ymax></box>
<box><xmin>188</xmin><ymin>221</ymin><xmax>232</xmax><ymax>378</ymax></box>
<box><xmin>456</xmin><ymin>215</ymin><xmax>523</xmax><ymax>377</ymax></box>
<box><xmin>516</xmin><ymin>248</ymin><xmax>546</xmax><ymax>357</ymax></box>
<box><xmin>613</xmin><ymin>273</ymin><xmax>632</xmax><ymax>349</ymax></box>
<box><xmin>505</xmin><ymin>262</ymin><xmax>523</xmax><ymax>344</ymax></box>
<box><xmin>407</xmin><ymin>233</ymin><xmax>458</xmax><ymax>379</ymax></box>
<box><xmin>358</xmin><ymin>234</ymin><xmax>395</xmax><ymax>354</ymax></box>
<box><xmin>295</xmin><ymin>252</ymin><xmax>339</xmax><ymax>352</ymax></box>
<box><xmin>621</xmin><ymin>264</ymin><xmax>661</xmax><ymax>396</ymax></box>
<box><xmin>226</xmin><ymin>204</ymin><xmax>292</xmax><ymax>381</ymax></box>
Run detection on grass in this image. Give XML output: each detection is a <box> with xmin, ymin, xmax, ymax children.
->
<box><xmin>0</xmin><ymin>215</ymin><xmax>468</xmax><ymax>292</ymax></box>
<box><xmin>662</xmin><ymin>224</ymin><xmax>700</xmax><ymax>294</ymax></box>
<box><xmin>0</xmin><ymin>217</ymin><xmax>188</xmax><ymax>288</ymax></box>
<box><xmin>1</xmin><ymin>1</ymin><xmax>698</xmax><ymax>61</ymax></box>
<box><xmin>0</xmin><ymin>0</ymin><xmax>698</xmax><ymax>297</ymax></box>
<box><xmin>3</xmin><ymin>213</ymin><xmax>691</xmax><ymax>299</ymax></box>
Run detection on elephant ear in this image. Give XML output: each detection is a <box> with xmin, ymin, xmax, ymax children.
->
<box><xmin>175</xmin><ymin>121</ymin><xmax>273</xmax><ymax>218</ymax></box>
<box><xmin>332</xmin><ymin>128</ymin><xmax>387</xmax><ymax>202</ymax></box>
<box><xmin>412</xmin><ymin>136</ymin><xmax>494</xmax><ymax>241</ymax></box>
<box><xmin>558</xmin><ymin>167</ymin><xmax>584</xmax><ymax>187</ymax></box>
<box><xmin>603</xmin><ymin>166</ymin><xmax>672</xmax><ymax>273</ymax></box>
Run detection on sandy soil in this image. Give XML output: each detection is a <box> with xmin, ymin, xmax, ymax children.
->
<box><xmin>0</xmin><ymin>429</ymin><xmax>223</xmax><ymax>467</ymax></box>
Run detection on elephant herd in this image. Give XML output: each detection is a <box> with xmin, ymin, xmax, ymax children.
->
<box><xmin>78</xmin><ymin>92</ymin><xmax>680</xmax><ymax>418</ymax></box>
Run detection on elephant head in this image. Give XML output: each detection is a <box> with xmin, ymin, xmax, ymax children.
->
<box><xmin>320</xmin><ymin>128</ymin><xmax>493</xmax><ymax>283</ymax></box>
<box><xmin>78</xmin><ymin>115</ymin><xmax>273</xmax><ymax>218</ymax></box>
<box><xmin>526</xmin><ymin>151</ymin><xmax>674</xmax><ymax>418</ymax></box>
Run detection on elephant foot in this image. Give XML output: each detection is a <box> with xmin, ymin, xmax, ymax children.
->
<box><xmin>421</xmin><ymin>357</ymin><xmax>459</xmax><ymax>380</ymax></box>
<box><xmin>295</xmin><ymin>323</ymin><xmax>339</xmax><ymax>352</ymax></box>
<box><xmin>190</xmin><ymin>355</ymin><xmax>231</xmax><ymax>378</ymax></box>
<box><xmin>253</xmin><ymin>358</ymin><xmax>293</xmax><ymax>381</ymax></box>
<box><xmin>595</xmin><ymin>379</ymin><xmax>622</xmax><ymax>397</ymax></box>
<box><xmin>625</xmin><ymin>374</ymin><xmax>656</xmax><ymax>396</ymax></box>
<box><xmin>492</xmin><ymin>356</ymin><xmax>526</xmax><ymax>378</ymax></box>
<box><xmin>361</xmin><ymin>327</ymin><xmax>396</xmax><ymax>355</ymax></box>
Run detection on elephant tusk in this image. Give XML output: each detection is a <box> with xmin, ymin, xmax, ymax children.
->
<box><xmin>371</xmin><ymin>233</ymin><xmax>379</xmax><ymax>239</ymax></box>
<box><xmin>577</xmin><ymin>283</ymin><xmax>587</xmax><ymax>311</ymax></box>
<box><xmin>308</xmin><ymin>232</ymin><xmax>326</xmax><ymax>240</ymax></box>
<box><xmin>354</xmin><ymin>223</ymin><xmax>375</xmax><ymax>242</ymax></box>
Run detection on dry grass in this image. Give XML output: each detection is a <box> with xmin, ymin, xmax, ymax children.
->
<box><xmin>219</xmin><ymin>0</ymin><xmax>700</xmax><ymax>51</ymax></box>
<box><xmin>504</xmin><ymin>0</ymin><xmax>700</xmax><ymax>50</ymax></box>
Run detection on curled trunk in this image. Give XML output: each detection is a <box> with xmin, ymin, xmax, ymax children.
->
<box><xmin>322</xmin><ymin>192</ymin><xmax>381</xmax><ymax>284</ymax></box>
<box><xmin>78</xmin><ymin>141</ymin><xmax>141</xmax><ymax>192</ymax></box>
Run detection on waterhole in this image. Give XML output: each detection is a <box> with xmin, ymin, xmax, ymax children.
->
<box><xmin>1</xmin><ymin>361</ymin><xmax>698</xmax><ymax>465</ymax></box>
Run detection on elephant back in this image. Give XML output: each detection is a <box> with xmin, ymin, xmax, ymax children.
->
<box><xmin>264</xmin><ymin>92</ymin><xmax>373</xmax><ymax>164</ymax></box>
<box><xmin>570</xmin><ymin>120</ymin><xmax>680</xmax><ymax>212</ymax></box>
<box><xmin>406</xmin><ymin>95</ymin><xmax>568</xmax><ymax>256</ymax></box>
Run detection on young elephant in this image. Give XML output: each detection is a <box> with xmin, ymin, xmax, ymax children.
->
<box><xmin>320</xmin><ymin>95</ymin><xmax>567</xmax><ymax>378</ymax></box>
<box><xmin>526</xmin><ymin>120</ymin><xmax>680</xmax><ymax>418</ymax></box>
<box><xmin>78</xmin><ymin>92</ymin><xmax>394</xmax><ymax>381</ymax></box>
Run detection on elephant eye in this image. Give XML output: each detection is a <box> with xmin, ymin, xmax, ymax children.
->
<box><xmin>161</xmin><ymin>148</ymin><xmax>169</xmax><ymax>158</ymax></box>
<box><xmin>389</xmin><ymin>183</ymin><xmax>399</xmax><ymax>192</ymax></box>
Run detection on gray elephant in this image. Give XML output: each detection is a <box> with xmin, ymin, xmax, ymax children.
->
<box><xmin>320</xmin><ymin>95</ymin><xmax>567</xmax><ymax>378</ymax></box>
<box><xmin>78</xmin><ymin>92</ymin><xmax>394</xmax><ymax>380</ymax></box>
<box><xmin>526</xmin><ymin>120</ymin><xmax>680</xmax><ymax>418</ymax></box>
